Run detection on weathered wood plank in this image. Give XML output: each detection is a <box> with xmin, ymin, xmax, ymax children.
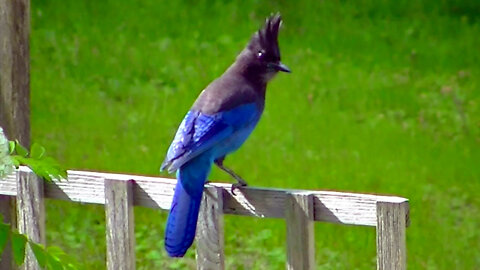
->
<box><xmin>0</xmin><ymin>0</ymin><xmax>31</xmax><ymax>146</ymax></box>
<box><xmin>196</xmin><ymin>186</ymin><xmax>225</xmax><ymax>270</ymax></box>
<box><xmin>0</xmin><ymin>172</ymin><xmax>17</xmax><ymax>196</ymax></box>
<box><xmin>285</xmin><ymin>192</ymin><xmax>315</xmax><ymax>270</ymax></box>
<box><xmin>223</xmin><ymin>187</ymin><xmax>407</xmax><ymax>226</ymax></box>
<box><xmin>1</xmin><ymin>0</ymin><xmax>31</xmax><ymax>267</ymax></box>
<box><xmin>1</xmin><ymin>168</ymin><xmax>410</xmax><ymax>268</ymax></box>
<box><xmin>376</xmin><ymin>201</ymin><xmax>408</xmax><ymax>270</ymax></box>
<box><xmin>105</xmin><ymin>179</ymin><xmax>135</xmax><ymax>270</ymax></box>
<box><xmin>0</xmin><ymin>169</ymin><xmax>409</xmax><ymax>227</ymax></box>
<box><xmin>16</xmin><ymin>167</ymin><xmax>44</xmax><ymax>270</ymax></box>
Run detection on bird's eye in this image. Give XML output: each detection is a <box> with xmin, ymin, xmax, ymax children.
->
<box><xmin>257</xmin><ymin>50</ymin><xmax>265</xmax><ymax>59</ymax></box>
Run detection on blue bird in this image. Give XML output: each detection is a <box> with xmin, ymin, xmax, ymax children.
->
<box><xmin>160</xmin><ymin>14</ymin><xmax>290</xmax><ymax>257</ymax></box>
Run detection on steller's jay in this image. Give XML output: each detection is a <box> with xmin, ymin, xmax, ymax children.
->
<box><xmin>160</xmin><ymin>14</ymin><xmax>290</xmax><ymax>257</ymax></box>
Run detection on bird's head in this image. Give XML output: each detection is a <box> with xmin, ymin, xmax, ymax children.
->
<box><xmin>235</xmin><ymin>14</ymin><xmax>290</xmax><ymax>82</ymax></box>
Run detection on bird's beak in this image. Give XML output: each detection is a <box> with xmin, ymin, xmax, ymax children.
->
<box><xmin>274</xmin><ymin>62</ymin><xmax>291</xmax><ymax>73</ymax></box>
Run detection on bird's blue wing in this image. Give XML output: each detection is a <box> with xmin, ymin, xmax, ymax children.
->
<box><xmin>161</xmin><ymin>110</ymin><xmax>233</xmax><ymax>173</ymax></box>
<box><xmin>161</xmin><ymin>103</ymin><xmax>260</xmax><ymax>173</ymax></box>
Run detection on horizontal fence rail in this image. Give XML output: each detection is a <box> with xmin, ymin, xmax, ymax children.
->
<box><xmin>0</xmin><ymin>167</ymin><xmax>410</xmax><ymax>270</ymax></box>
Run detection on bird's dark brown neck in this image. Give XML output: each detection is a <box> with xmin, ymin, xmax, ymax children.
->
<box><xmin>227</xmin><ymin>58</ymin><xmax>268</xmax><ymax>91</ymax></box>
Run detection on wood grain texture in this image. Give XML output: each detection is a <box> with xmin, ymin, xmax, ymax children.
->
<box><xmin>286</xmin><ymin>192</ymin><xmax>315</xmax><ymax>270</ymax></box>
<box><xmin>1</xmin><ymin>168</ymin><xmax>410</xmax><ymax>268</ymax></box>
<box><xmin>1</xmin><ymin>0</ymin><xmax>30</xmax><ymax>267</ymax></box>
<box><xmin>16</xmin><ymin>167</ymin><xmax>44</xmax><ymax>270</ymax></box>
<box><xmin>196</xmin><ymin>186</ymin><xmax>225</xmax><ymax>270</ymax></box>
<box><xmin>0</xmin><ymin>0</ymin><xmax>30</xmax><ymax>146</ymax></box>
<box><xmin>105</xmin><ymin>179</ymin><xmax>135</xmax><ymax>270</ymax></box>
<box><xmin>0</xmin><ymin>169</ymin><xmax>409</xmax><ymax>227</ymax></box>
<box><xmin>376</xmin><ymin>201</ymin><xmax>408</xmax><ymax>270</ymax></box>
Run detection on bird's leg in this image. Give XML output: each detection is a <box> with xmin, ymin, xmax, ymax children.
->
<box><xmin>214</xmin><ymin>157</ymin><xmax>248</xmax><ymax>185</ymax></box>
<box><xmin>214</xmin><ymin>157</ymin><xmax>247</xmax><ymax>194</ymax></box>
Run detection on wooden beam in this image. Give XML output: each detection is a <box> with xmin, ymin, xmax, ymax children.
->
<box><xmin>0</xmin><ymin>0</ymin><xmax>31</xmax><ymax>146</ymax></box>
<box><xmin>105</xmin><ymin>179</ymin><xmax>135</xmax><ymax>270</ymax></box>
<box><xmin>376</xmin><ymin>201</ymin><xmax>408</xmax><ymax>270</ymax></box>
<box><xmin>0</xmin><ymin>169</ymin><xmax>410</xmax><ymax>228</ymax></box>
<box><xmin>285</xmin><ymin>192</ymin><xmax>315</xmax><ymax>270</ymax></box>
<box><xmin>1</xmin><ymin>168</ymin><xmax>410</xmax><ymax>268</ymax></box>
<box><xmin>16</xmin><ymin>167</ymin><xmax>44</xmax><ymax>270</ymax></box>
<box><xmin>196</xmin><ymin>186</ymin><xmax>225</xmax><ymax>270</ymax></box>
<box><xmin>1</xmin><ymin>0</ymin><xmax>31</xmax><ymax>268</ymax></box>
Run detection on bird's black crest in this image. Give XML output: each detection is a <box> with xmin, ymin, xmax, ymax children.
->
<box><xmin>248</xmin><ymin>13</ymin><xmax>283</xmax><ymax>61</ymax></box>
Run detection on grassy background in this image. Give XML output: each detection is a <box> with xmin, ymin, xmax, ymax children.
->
<box><xmin>29</xmin><ymin>0</ymin><xmax>479</xmax><ymax>269</ymax></box>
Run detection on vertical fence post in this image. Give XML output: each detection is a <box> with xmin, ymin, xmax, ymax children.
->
<box><xmin>376</xmin><ymin>200</ymin><xmax>408</xmax><ymax>270</ymax></box>
<box><xmin>1</xmin><ymin>0</ymin><xmax>31</xmax><ymax>267</ymax></box>
<box><xmin>105</xmin><ymin>179</ymin><xmax>135</xmax><ymax>270</ymax></box>
<box><xmin>196</xmin><ymin>186</ymin><xmax>225</xmax><ymax>270</ymax></box>
<box><xmin>285</xmin><ymin>192</ymin><xmax>315</xmax><ymax>270</ymax></box>
<box><xmin>0</xmin><ymin>0</ymin><xmax>30</xmax><ymax>145</ymax></box>
<box><xmin>16</xmin><ymin>167</ymin><xmax>45</xmax><ymax>270</ymax></box>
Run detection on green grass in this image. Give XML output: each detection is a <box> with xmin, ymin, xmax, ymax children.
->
<box><xmin>30</xmin><ymin>0</ymin><xmax>480</xmax><ymax>269</ymax></box>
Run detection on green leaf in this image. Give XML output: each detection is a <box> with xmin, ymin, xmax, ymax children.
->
<box><xmin>40</xmin><ymin>157</ymin><xmax>67</xmax><ymax>180</ymax></box>
<box><xmin>7</xmin><ymin>142</ymin><xmax>67</xmax><ymax>181</ymax></box>
<box><xmin>12</xmin><ymin>232</ymin><xmax>27</xmax><ymax>265</ymax></box>
<box><xmin>14</xmin><ymin>141</ymin><xmax>28</xmax><ymax>157</ymax></box>
<box><xmin>10</xmin><ymin>155</ymin><xmax>21</xmax><ymax>167</ymax></box>
<box><xmin>29</xmin><ymin>241</ymin><xmax>47</xmax><ymax>267</ymax></box>
<box><xmin>30</xmin><ymin>143</ymin><xmax>46</xmax><ymax>159</ymax></box>
<box><xmin>12</xmin><ymin>155</ymin><xmax>66</xmax><ymax>182</ymax></box>
<box><xmin>46</xmin><ymin>246</ymin><xmax>65</xmax><ymax>256</ymax></box>
<box><xmin>0</xmin><ymin>221</ymin><xmax>10</xmax><ymax>256</ymax></box>
<box><xmin>65</xmin><ymin>263</ymin><xmax>78</xmax><ymax>270</ymax></box>
<box><xmin>9</xmin><ymin>141</ymin><xmax>15</xmax><ymax>154</ymax></box>
<box><xmin>47</xmin><ymin>253</ymin><xmax>64</xmax><ymax>270</ymax></box>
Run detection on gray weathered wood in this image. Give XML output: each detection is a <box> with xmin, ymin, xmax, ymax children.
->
<box><xmin>376</xmin><ymin>201</ymin><xmax>408</xmax><ymax>270</ymax></box>
<box><xmin>1</xmin><ymin>0</ymin><xmax>31</xmax><ymax>267</ymax></box>
<box><xmin>286</xmin><ymin>192</ymin><xmax>315</xmax><ymax>270</ymax></box>
<box><xmin>105</xmin><ymin>179</ymin><xmax>135</xmax><ymax>270</ymax></box>
<box><xmin>1</xmin><ymin>168</ymin><xmax>410</xmax><ymax>268</ymax></box>
<box><xmin>0</xmin><ymin>169</ymin><xmax>410</xmax><ymax>228</ymax></box>
<box><xmin>196</xmin><ymin>186</ymin><xmax>225</xmax><ymax>270</ymax></box>
<box><xmin>16</xmin><ymin>167</ymin><xmax>45</xmax><ymax>270</ymax></box>
<box><xmin>0</xmin><ymin>0</ymin><xmax>31</xmax><ymax>146</ymax></box>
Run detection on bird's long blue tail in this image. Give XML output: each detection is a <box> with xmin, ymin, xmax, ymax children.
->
<box><xmin>165</xmin><ymin>156</ymin><xmax>211</xmax><ymax>257</ymax></box>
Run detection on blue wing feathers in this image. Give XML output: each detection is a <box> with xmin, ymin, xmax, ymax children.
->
<box><xmin>163</xmin><ymin>111</ymin><xmax>197</xmax><ymax>165</ymax></box>
<box><xmin>161</xmin><ymin>111</ymin><xmax>231</xmax><ymax>173</ymax></box>
<box><xmin>161</xmin><ymin>103</ymin><xmax>260</xmax><ymax>173</ymax></box>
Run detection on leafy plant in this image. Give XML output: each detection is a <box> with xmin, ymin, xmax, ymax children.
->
<box><xmin>0</xmin><ymin>214</ymin><xmax>78</xmax><ymax>270</ymax></box>
<box><xmin>1</xmin><ymin>127</ymin><xmax>74</xmax><ymax>269</ymax></box>
<box><xmin>8</xmin><ymin>140</ymin><xmax>67</xmax><ymax>182</ymax></box>
<box><xmin>1</xmin><ymin>127</ymin><xmax>66</xmax><ymax>181</ymax></box>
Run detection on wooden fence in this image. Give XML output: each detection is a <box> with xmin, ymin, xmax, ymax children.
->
<box><xmin>0</xmin><ymin>167</ymin><xmax>410</xmax><ymax>270</ymax></box>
